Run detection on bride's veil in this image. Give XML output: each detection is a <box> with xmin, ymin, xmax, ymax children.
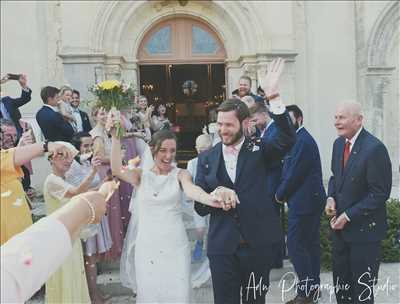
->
<box><xmin>120</xmin><ymin>139</ymin><xmax>153</xmax><ymax>291</ymax></box>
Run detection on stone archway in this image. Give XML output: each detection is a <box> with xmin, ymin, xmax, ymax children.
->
<box><xmin>365</xmin><ymin>1</ymin><xmax>399</xmax><ymax>189</ymax></box>
<box><xmin>86</xmin><ymin>0</ymin><xmax>296</xmax><ymax>95</ymax></box>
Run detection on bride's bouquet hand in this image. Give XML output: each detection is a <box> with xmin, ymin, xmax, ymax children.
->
<box><xmin>106</xmin><ymin>108</ymin><xmax>121</xmax><ymax>137</ymax></box>
<box><xmin>98</xmin><ymin>180</ymin><xmax>120</xmax><ymax>202</ymax></box>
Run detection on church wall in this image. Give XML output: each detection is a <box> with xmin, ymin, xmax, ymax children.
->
<box><xmin>1</xmin><ymin>1</ymin><xmax>398</xmax><ymax>194</ymax></box>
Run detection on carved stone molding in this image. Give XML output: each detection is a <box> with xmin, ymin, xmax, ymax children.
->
<box><xmin>367</xmin><ymin>2</ymin><xmax>399</xmax><ymax>66</ymax></box>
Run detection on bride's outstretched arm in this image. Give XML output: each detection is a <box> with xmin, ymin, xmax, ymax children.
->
<box><xmin>178</xmin><ymin>170</ymin><xmax>220</xmax><ymax>207</ymax></box>
<box><xmin>110</xmin><ymin>125</ymin><xmax>142</xmax><ymax>187</ymax></box>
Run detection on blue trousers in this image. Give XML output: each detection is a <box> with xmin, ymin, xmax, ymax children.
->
<box><xmin>208</xmin><ymin>243</ymin><xmax>279</xmax><ymax>304</ymax></box>
<box><xmin>287</xmin><ymin>211</ymin><xmax>321</xmax><ymax>297</ymax></box>
<box><xmin>332</xmin><ymin>232</ymin><xmax>381</xmax><ymax>304</ymax></box>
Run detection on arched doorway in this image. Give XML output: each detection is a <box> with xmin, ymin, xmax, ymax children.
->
<box><xmin>137</xmin><ymin>17</ymin><xmax>227</xmax><ymax>155</ymax></box>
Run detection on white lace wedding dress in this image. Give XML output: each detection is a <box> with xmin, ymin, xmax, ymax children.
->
<box><xmin>120</xmin><ymin>167</ymin><xmax>191</xmax><ymax>303</ymax></box>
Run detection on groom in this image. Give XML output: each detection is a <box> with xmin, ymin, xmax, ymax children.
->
<box><xmin>195</xmin><ymin>58</ymin><xmax>295</xmax><ymax>304</ymax></box>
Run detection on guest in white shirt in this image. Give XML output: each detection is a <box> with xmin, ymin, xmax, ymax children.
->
<box><xmin>71</xmin><ymin>89</ymin><xmax>92</xmax><ymax>132</ymax></box>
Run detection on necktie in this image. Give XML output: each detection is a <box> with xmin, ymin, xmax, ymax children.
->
<box><xmin>343</xmin><ymin>141</ymin><xmax>351</xmax><ymax>168</ymax></box>
<box><xmin>224</xmin><ymin>146</ymin><xmax>239</xmax><ymax>156</ymax></box>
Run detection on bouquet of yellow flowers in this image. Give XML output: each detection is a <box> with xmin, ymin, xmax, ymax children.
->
<box><xmin>89</xmin><ymin>80</ymin><xmax>136</xmax><ymax>137</ymax></box>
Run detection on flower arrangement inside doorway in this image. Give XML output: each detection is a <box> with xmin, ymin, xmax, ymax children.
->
<box><xmin>182</xmin><ymin>80</ymin><xmax>198</xmax><ymax>96</ymax></box>
<box><xmin>88</xmin><ymin>80</ymin><xmax>136</xmax><ymax>138</ymax></box>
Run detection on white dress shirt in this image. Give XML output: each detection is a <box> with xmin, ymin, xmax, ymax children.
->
<box><xmin>72</xmin><ymin>107</ymin><xmax>83</xmax><ymax>132</ymax></box>
<box><xmin>222</xmin><ymin>138</ymin><xmax>245</xmax><ymax>184</ymax></box>
<box><xmin>346</xmin><ymin>126</ymin><xmax>363</xmax><ymax>152</ymax></box>
<box><xmin>1</xmin><ymin>217</ymin><xmax>72</xmax><ymax>303</ymax></box>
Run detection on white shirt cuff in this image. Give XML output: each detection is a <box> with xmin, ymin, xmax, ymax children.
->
<box><xmin>344</xmin><ymin>212</ymin><xmax>351</xmax><ymax>222</ymax></box>
<box><xmin>268</xmin><ymin>97</ymin><xmax>285</xmax><ymax>115</ymax></box>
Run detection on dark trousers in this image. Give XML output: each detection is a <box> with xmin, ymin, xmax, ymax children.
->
<box><xmin>272</xmin><ymin>203</ymin><xmax>285</xmax><ymax>268</ymax></box>
<box><xmin>332</xmin><ymin>232</ymin><xmax>381</xmax><ymax>304</ymax></box>
<box><xmin>208</xmin><ymin>243</ymin><xmax>279</xmax><ymax>304</ymax></box>
<box><xmin>287</xmin><ymin>211</ymin><xmax>321</xmax><ymax>297</ymax></box>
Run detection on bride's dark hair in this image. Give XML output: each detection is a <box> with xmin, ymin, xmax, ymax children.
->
<box><xmin>149</xmin><ymin>129</ymin><xmax>177</xmax><ymax>156</ymax></box>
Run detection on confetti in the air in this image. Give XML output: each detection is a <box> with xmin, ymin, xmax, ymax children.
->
<box><xmin>13</xmin><ymin>198</ymin><xmax>24</xmax><ymax>207</ymax></box>
<box><xmin>1</xmin><ymin>190</ymin><xmax>12</xmax><ymax>198</ymax></box>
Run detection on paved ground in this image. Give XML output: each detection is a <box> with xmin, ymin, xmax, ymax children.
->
<box><xmin>27</xmin><ymin>261</ymin><xmax>399</xmax><ymax>304</ymax></box>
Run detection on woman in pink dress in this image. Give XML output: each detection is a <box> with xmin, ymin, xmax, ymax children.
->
<box><xmin>90</xmin><ymin>106</ymin><xmax>123</xmax><ymax>260</ymax></box>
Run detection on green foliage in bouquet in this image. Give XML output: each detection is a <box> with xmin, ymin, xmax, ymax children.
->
<box><xmin>89</xmin><ymin>80</ymin><xmax>136</xmax><ymax>111</ymax></box>
<box><xmin>87</xmin><ymin>80</ymin><xmax>137</xmax><ymax>137</ymax></box>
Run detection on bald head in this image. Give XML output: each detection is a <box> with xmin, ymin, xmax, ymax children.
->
<box><xmin>334</xmin><ymin>100</ymin><xmax>363</xmax><ymax>139</ymax></box>
<box><xmin>337</xmin><ymin>100</ymin><xmax>363</xmax><ymax>117</ymax></box>
<box><xmin>195</xmin><ymin>134</ymin><xmax>212</xmax><ymax>153</ymax></box>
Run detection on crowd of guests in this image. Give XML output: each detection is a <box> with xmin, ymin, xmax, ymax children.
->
<box><xmin>0</xmin><ymin>68</ymin><xmax>393</xmax><ymax>304</ymax></box>
<box><xmin>0</xmin><ymin>74</ymin><xmax>173</xmax><ymax>303</ymax></box>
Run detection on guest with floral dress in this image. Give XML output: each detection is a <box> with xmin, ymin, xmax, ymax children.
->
<box><xmin>90</xmin><ymin>106</ymin><xmax>124</xmax><ymax>260</ymax></box>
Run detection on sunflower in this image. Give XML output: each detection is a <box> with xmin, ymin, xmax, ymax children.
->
<box><xmin>98</xmin><ymin>80</ymin><xmax>121</xmax><ymax>90</ymax></box>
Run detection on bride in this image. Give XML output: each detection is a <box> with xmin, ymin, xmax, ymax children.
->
<box><xmin>109</xmin><ymin>111</ymin><xmax>236</xmax><ymax>303</ymax></box>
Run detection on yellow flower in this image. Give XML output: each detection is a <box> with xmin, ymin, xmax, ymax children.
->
<box><xmin>98</xmin><ymin>80</ymin><xmax>121</xmax><ymax>90</ymax></box>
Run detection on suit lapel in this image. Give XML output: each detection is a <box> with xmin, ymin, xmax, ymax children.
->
<box><xmin>235</xmin><ymin>138</ymin><xmax>250</xmax><ymax>186</ymax></box>
<box><xmin>209</xmin><ymin>143</ymin><xmax>222</xmax><ymax>182</ymax></box>
<box><xmin>337</xmin><ymin>138</ymin><xmax>345</xmax><ymax>178</ymax></box>
<box><xmin>338</xmin><ymin>129</ymin><xmax>365</xmax><ymax>190</ymax></box>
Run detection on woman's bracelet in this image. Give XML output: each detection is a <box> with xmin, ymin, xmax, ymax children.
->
<box><xmin>80</xmin><ymin>195</ymin><xmax>96</xmax><ymax>224</ymax></box>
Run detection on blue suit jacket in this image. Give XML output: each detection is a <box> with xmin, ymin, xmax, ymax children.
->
<box><xmin>276</xmin><ymin>127</ymin><xmax>326</xmax><ymax>215</ymax></box>
<box><xmin>194</xmin><ymin>112</ymin><xmax>296</xmax><ymax>254</ymax></box>
<box><xmin>0</xmin><ymin>89</ymin><xmax>32</xmax><ymax>136</ymax></box>
<box><xmin>328</xmin><ymin>128</ymin><xmax>392</xmax><ymax>242</ymax></box>
<box><xmin>258</xmin><ymin>122</ymin><xmax>283</xmax><ymax>202</ymax></box>
<box><xmin>36</xmin><ymin>106</ymin><xmax>74</xmax><ymax>142</ymax></box>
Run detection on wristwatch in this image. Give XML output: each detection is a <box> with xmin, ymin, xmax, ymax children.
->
<box><xmin>42</xmin><ymin>140</ymin><xmax>49</xmax><ymax>153</ymax></box>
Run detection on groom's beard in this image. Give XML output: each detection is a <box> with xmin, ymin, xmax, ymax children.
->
<box><xmin>219</xmin><ymin>128</ymin><xmax>244</xmax><ymax>146</ymax></box>
<box><xmin>293</xmin><ymin>121</ymin><xmax>300</xmax><ymax>130</ymax></box>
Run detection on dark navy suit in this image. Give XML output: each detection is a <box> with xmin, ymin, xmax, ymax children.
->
<box><xmin>0</xmin><ymin>88</ymin><xmax>32</xmax><ymax>138</ymax></box>
<box><xmin>328</xmin><ymin>128</ymin><xmax>392</xmax><ymax>304</ymax></box>
<box><xmin>36</xmin><ymin>105</ymin><xmax>74</xmax><ymax>142</ymax></box>
<box><xmin>195</xmin><ymin>111</ymin><xmax>295</xmax><ymax>304</ymax></box>
<box><xmin>258</xmin><ymin>121</ymin><xmax>285</xmax><ymax>268</ymax></box>
<box><xmin>79</xmin><ymin>110</ymin><xmax>92</xmax><ymax>132</ymax></box>
<box><xmin>276</xmin><ymin>127</ymin><xmax>326</xmax><ymax>297</ymax></box>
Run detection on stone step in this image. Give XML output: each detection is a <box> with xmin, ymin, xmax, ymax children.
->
<box><xmin>97</xmin><ymin>270</ymin><xmax>134</xmax><ymax>297</ymax></box>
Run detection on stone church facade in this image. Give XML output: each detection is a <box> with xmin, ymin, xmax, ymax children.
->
<box><xmin>1</xmin><ymin>1</ymin><xmax>398</xmax><ymax>193</ymax></box>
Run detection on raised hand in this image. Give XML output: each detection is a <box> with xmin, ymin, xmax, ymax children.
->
<box><xmin>90</xmin><ymin>155</ymin><xmax>102</xmax><ymax>171</ymax></box>
<box><xmin>258</xmin><ymin>57</ymin><xmax>285</xmax><ymax>98</ymax></box>
<box><xmin>98</xmin><ymin>180</ymin><xmax>120</xmax><ymax>202</ymax></box>
<box><xmin>17</xmin><ymin>130</ymin><xmax>34</xmax><ymax>147</ymax></box>
<box><xmin>48</xmin><ymin>142</ymin><xmax>76</xmax><ymax>160</ymax></box>
<box><xmin>106</xmin><ymin>108</ymin><xmax>120</xmax><ymax>136</ymax></box>
<box><xmin>18</xmin><ymin>74</ymin><xmax>28</xmax><ymax>89</ymax></box>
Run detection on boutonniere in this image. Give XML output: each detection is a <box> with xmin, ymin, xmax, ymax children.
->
<box><xmin>246</xmin><ymin>136</ymin><xmax>261</xmax><ymax>152</ymax></box>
